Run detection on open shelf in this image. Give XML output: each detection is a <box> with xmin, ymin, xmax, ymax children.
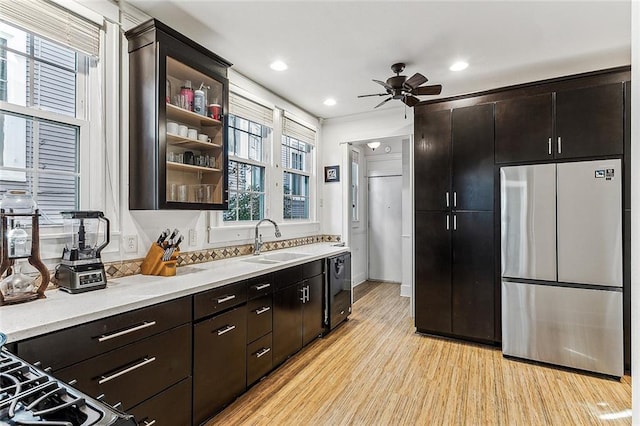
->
<box><xmin>166</xmin><ymin>104</ymin><xmax>222</xmax><ymax>128</ymax></box>
<box><xmin>166</xmin><ymin>161</ymin><xmax>222</xmax><ymax>173</ymax></box>
<box><xmin>166</xmin><ymin>133</ymin><xmax>223</xmax><ymax>150</ymax></box>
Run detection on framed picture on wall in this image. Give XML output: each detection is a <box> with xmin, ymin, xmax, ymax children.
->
<box><xmin>324</xmin><ymin>165</ymin><xmax>340</xmax><ymax>183</ymax></box>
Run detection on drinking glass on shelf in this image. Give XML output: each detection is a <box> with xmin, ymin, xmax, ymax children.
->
<box><xmin>178</xmin><ymin>184</ymin><xmax>188</xmax><ymax>202</ymax></box>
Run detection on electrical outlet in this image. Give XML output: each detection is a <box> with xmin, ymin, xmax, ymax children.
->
<box><xmin>189</xmin><ymin>229</ymin><xmax>197</xmax><ymax>246</ymax></box>
<box><xmin>123</xmin><ymin>235</ymin><xmax>138</xmax><ymax>253</ymax></box>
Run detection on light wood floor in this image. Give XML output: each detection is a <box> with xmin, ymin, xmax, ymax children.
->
<box><xmin>207</xmin><ymin>282</ymin><xmax>632</xmax><ymax>425</ymax></box>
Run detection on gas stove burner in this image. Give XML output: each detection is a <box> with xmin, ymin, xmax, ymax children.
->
<box><xmin>0</xmin><ymin>349</ymin><xmax>134</xmax><ymax>426</ymax></box>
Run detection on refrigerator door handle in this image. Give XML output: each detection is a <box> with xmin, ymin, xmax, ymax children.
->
<box><xmin>453</xmin><ymin>192</ymin><xmax>457</xmax><ymax>207</ymax></box>
<box><xmin>558</xmin><ymin>136</ymin><xmax>562</xmax><ymax>154</ymax></box>
<box><xmin>548</xmin><ymin>138</ymin><xmax>552</xmax><ymax>155</ymax></box>
<box><xmin>445</xmin><ymin>191</ymin><xmax>449</xmax><ymax>208</ymax></box>
<box><xmin>446</xmin><ymin>214</ymin><xmax>450</xmax><ymax>230</ymax></box>
<box><xmin>453</xmin><ymin>214</ymin><xmax>457</xmax><ymax>231</ymax></box>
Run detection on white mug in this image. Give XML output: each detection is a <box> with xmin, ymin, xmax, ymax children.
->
<box><xmin>178</xmin><ymin>125</ymin><xmax>188</xmax><ymax>137</ymax></box>
<box><xmin>167</xmin><ymin>121</ymin><xmax>178</xmax><ymax>134</ymax></box>
<box><xmin>198</xmin><ymin>134</ymin><xmax>211</xmax><ymax>143</ymax></box>
<box><xmin>187</xmin><ymin>128</ymin><xmax>198</xmax><ymax>139</ymax></box>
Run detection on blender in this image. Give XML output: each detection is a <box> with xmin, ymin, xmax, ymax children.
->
<box><xmin>56</xmin><ymin>211</ymin><xmax>110</xmax><ymax>293</ymax></box>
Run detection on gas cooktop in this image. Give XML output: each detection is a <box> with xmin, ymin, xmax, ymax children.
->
<box><xmin>0</xmin><ymin>348</ymin><xmax>135</xmax><ymax>426</ymax></box>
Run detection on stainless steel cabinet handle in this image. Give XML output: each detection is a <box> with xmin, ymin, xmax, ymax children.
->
<box><xmin>548</xmin><ymin>138</ymin><xmax>552</xmax><ymax>155</ymax></box>
<box><xmin>299</xmin><ymin>287</ymin><xmax>306</xmax><ymax>302</ymax></box>
<box><xmin>255</xmin><ymin>306</ymin><xmax>271</xmax><ymax>315</ymax></box>
<box><xmin>68</xmin><ymin>379</ymin><xmax>78</xmax><ymax>386</ymax></box>
<box><xmin>98</xmin><ymin>357</ymin><xmax>156</xmax><ymax>385</ymax></box>
<box><xmin>306</xmin><ymin>285</ymin><xmax>310</xmax><ymax>302</ymax></box>
<box><xmin>98</xmin><ymin>321</ymin><xmax>157</xmax><ymax>343</ymax></box>
<box><xmin>558</xmin><ymin>136</ymin><xmax>562</xmax><ymax>154</ymax></box>
<box><xmin>446</xmin><ymin>214</ymin><xmax>450</xmax><ymax>230</ymax></box>
<box><xmin>453</xmin><ymin>215</ymin><xmax>457</xmax><ymax>231</ymax></box>
<box><xmin>216</xmin><ymin>324</ymin><xmax>236</xmax><ymax>336</ymax></box>
<box><xmin>256</xmin><ymin>347</ymin><xmax>271</xmax><ymax>358</ymax></box>
<box><xmin>143</xmin><ymin>420</ymin><xmax>157</xmax><ymax>426</ymax></box>
<box><xmin>445</xmin><ymin>192</ymin><xmax>449</xmax><ymax>207</ymax></box>
<box><xmin>254</xmin><ymin>283</ymin><xmax>271</xmax><ymax>290</ymax></box>
<box><xmin>216</xmin><ymin>295</ymin><xmax>236</xmax><ymax>304</ymax></box>
<box><xmin>453</xmin><ymin>192</ymin><xmax>457</xmax><ymax>207</ymax></box>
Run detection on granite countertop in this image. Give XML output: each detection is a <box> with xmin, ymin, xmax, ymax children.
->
<box><xmin>1</xmin><ymin>243</ymin><xmax>349</xmax><ymax>343</ymax></box>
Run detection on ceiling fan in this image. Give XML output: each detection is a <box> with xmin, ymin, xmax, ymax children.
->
<box><xmin>358</xmin><ymin>63</ymin><xmax>442</xmax><ymax>108</ymax></box>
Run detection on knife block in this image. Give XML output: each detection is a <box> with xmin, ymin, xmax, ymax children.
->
<box><xmin>140</xmin><ymin>243</ymin><xmax>179</xmax><ymax>277</ymax></box>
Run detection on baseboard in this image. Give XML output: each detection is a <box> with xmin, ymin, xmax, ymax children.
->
<box><xmin>353</xmin><ymin>272</ymin><xmax>367</xmax><ymax>287</ymax></box>
<box><xmin>400</xmin><ymin>284</ymin><xmax>411</xmax><ymax>298</ymax></box>
<box><xmin>353</xmin><ymin>277</ymin><xmax>367</xmax><ymax>287</ymax></box>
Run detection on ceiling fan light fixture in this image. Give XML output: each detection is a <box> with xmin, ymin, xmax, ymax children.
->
<box><xmin>367</xmin><ymin>141</ymin><xmax>381</xmax><ymax>151</ymax></box>
<box><xmin>270</xmin><ymin>60</ymin><xmax>288</xmax><ymax>71</ymax></box>
<box><xmin>450</xmin><ymin>61</ymin><xmax>469</xmax><ymax>72</ymax></box>
<box><xmin>323</xmin><ymin>98</ymin><xmax>336</xmax><ymax>106</ymax></box>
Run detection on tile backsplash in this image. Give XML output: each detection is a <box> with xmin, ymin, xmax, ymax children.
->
<box><xmin>103</xmin><ymin>234</ymin><xmax>341</xmax><ymax>279</ymax></box>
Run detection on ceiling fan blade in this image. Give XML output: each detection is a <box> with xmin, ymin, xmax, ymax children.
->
<box><xmin>357</xmin><ymin>93</ymin><xmax>389</xmax><ymax>98</ymax></box>
<box><xmin>412</xmin><ymin>84</ymin><xmax>443</xmax><ymax>96</ymax></box>
<box><xmin>374</xmin><ymin>97</ymin><xmax>392</xmax><ymax>108</ymax></box>
<box><xmin>403</xmin><ymin>95</ymin><xmax>421</xmax><ymax>107</ymax></box>
<box><xmin>403</xmin><ymin>73</ymin><xmax>428</xmax><ymax>90</ymax></box>
<box><xmin>373</xmin><ymin>79</ymin><xmax>393</xmax><ymax>91</ymax></box>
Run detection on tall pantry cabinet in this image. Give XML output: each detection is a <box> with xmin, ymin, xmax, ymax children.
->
<box><xmin>414</xmin><ymin>103</ymin><xmax>495</xmax><ymax>342</ymax></box>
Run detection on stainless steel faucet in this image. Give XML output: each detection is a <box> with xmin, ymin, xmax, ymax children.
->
<box><xmin>254</xmin><ymin>219</ymin><xmax>281</xmax><ymax>255</ymax></box>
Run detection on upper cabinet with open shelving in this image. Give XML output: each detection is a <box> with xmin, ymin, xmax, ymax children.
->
<box><xmin>125</xmin><ymin>19</ymin><xmax>232</xmax><ymax>210</ymax></box>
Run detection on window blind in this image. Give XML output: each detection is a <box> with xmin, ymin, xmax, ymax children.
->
<box><xmin>229</xmin><ymin>92</ymin><xmax>274</xmax><ymax>128</ymax></box>
<box><xmin>0</xmin><ymin>0</ymin><xmax>101</xmax><ymax>57</ymax></box>
<box><xmin>283</xmin><ymin>116</ymin><xmax>316</xmax><ymax>145</ymax></box>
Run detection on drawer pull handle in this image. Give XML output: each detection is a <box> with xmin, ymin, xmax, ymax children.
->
<box><xmin>143</xmin><ymin>420</ymin><xmax>157</xmax><ymax>426</ymax></box>
<box><xmin>98</xmin><ymin>321</ymin><xmax>157</xmax><ymax>343</ymax></box>
<box><xmin>255</xmin><ymin>306</ymin><xmax>271</xmax><ymax>315</ymax></box>
<box><xmin>216</xmin><ymin>295</ymin><xmax>236</xmax><ymax>304</ymax></box>
<box><xmin>256</xmin><ymin>347</ymin><xmax>271</xmax><ymax>358</ymax></box>
<box><xmin>98</xmin><ymin>357</ymin><xmax>156</xmax><ymax>385</ymax></box>
<box><xmin>217</xmin><ymin>325</ymin><xmax>236</xmax><ymax>336</ymax></box>
<box><xmin>254</xmin><ymin>283</ymin><xmax>271</xmax><ymax>290</ymax></box>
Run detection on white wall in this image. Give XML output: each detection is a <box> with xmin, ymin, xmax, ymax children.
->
<box><xmin>320</xmin><ymin>107</ymin><xmax>414</xmax><ymax>241</ymax></box>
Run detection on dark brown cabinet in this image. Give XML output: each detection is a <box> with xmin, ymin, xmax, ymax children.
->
<box><xmin>125</xmin><ymin>19</ymin><xmax>231</xmax><ymax>210</ymax></box>
<box><xmin>415</xmin><ymin>211</ymin><xmax>452</xmax><ymax>334</ymax></box>
<box><xmin>129</xmin><ymin>377</ymin><xmax>192</xmax><ymax>426</ymax></box>
<box><xmin>414</xmin><ymin>109</ymin><xmax>451</xmax><ymax>211</ymax></box>
<box><xmin>246</xmin><ymin>274</ymin><xmax>274</xmax><ymax>387</ymax></box>
<box><xmin>193</xmin><ymin>305</ymin><xmax>247</xmax><ymax>425</ymax></box>
<box><xmin>273</xmin><ymin>261</ymin><xmax>325</xmax><ymax>367</ymax></box>
<box><xmin>452</xmin><ymin>104</ymin><xmax>495</xmax><ymax>211</ymax></box>
<box><xmin>495</xmin><ymin>93</ymin><xmax>553</xmax><ymax>163</ymax></box>
<box><xmin>414</xmin><ymin>103</ymin><xmax>495</xmax><ymax>342</ymax></box>
<box><xmin>495</xmin><ymin>83</ymin><xmax>624</xmax><ymax>163</ymax></box>
<box><xmin>451</xmin><ymin>211</ymin><xmax>494</xmax><ymax>340</ymax></box>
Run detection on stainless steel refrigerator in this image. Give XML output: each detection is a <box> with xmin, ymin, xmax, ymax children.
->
<box><xmin>500</xmin><ymin>159</ymin><xmax>623</xmax><ymax>377</ymax></box>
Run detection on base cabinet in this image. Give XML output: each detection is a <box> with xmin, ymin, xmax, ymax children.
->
<box><xmin>129</xmin><ymin>377</ymin><xmax>192</xmax><ymax>426</ymax></box>
<box><xmin>193</xmin><ymin>305</ymin><xmax>247</xmax><ymax>425</ymax></box>
<box><xmin>273</xmin><ymin>283</ymin><xmax>304</xmax><ymax>366</ymax></box>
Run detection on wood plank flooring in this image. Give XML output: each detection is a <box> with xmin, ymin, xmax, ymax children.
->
<box><xmin>207</xmin><ymin>282</ymin><xmax>631</xmax><ymax>425</ymax></box>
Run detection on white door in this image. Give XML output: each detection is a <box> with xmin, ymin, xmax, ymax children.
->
<box><xmin>368</xmin><ymin>175</ymin><xmax>402</xmax><ymax>282</ymax></box>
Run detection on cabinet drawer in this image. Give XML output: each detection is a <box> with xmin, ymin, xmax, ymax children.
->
<box><xmin>55</xmin><ymin>324</ymin><xmax>191</xmax><ymax>411</ymax></box>
<box><xmin>17</xmin><ymin>297</ymin><xmax>191</xmax><ymax>371</ymax></box>
<box><xmin>194</xmin><ymin>280</ymin><xmax>247</xmax><ymax>320</ymax></box>
<box><xmin>247</xmin><ymin>274</ymin><xmax>273</xmax><ymax>299</ymax></box>
<box><xmin>247</xmin><ymin>295</ymin><xmax>272</xmax><ymax>343</ymax></box>
<box><xmin>247</xmin><ymin>333</ymin><xmax>272</xmax><ymax>386</ymax></box>
<box><xmin>303</xmin><ymin>260</ymin><xmax>323</xmax><ymax>279</ymax></box>
<box><xmin>193</xmin><ymin>306</ymin><xmax>247</xmax><ymax>424</ymax></box>
<box><xmin>129</xmin><ymin>376</ymin><xmax>192</xmax><ymax>426</ymax></box>
<box><xmin>274</xmin><ymin>265</ymin><xmax>303</xmax><ymax>291</ymax></box>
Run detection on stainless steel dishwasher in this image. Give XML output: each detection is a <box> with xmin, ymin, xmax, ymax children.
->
<box><xmin>325</xmin><ymin>252</ymin><xmax>352</xmax><ymax>331</ymax></box>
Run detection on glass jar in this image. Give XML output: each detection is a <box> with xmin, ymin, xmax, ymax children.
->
<box><xmin>0</xmin><ymin>190</ymin><xmax>36</xmax><ymax>214</ymax></box>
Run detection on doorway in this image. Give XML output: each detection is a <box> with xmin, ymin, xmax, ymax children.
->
<box><xmin>368</xmin><ymin>175</ymin><xmax>402</xmax><ymax>282</ymax></box>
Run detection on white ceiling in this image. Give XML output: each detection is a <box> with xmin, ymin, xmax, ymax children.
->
<box><xmin>127</xmin><ymin>1</ymin><xmax>631</xmax><ymax>120</ymax></box>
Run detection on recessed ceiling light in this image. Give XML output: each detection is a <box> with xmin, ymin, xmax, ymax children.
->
<box><xmin>450</xmin><ymin>61</ymin><xmax>469</xmax><ymax>72</ymax></box>
<box><xmin>323</xmin><ymin>98</ymin><xmax>336</xmax><ymax>106</ymax></box>
<box><xmin>270</xmin><ymin>60</ymin><xmax>288</xmax><ymax>71</ymax></box>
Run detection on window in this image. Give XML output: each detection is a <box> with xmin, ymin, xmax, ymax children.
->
<box><xmin>351</xmin><ymin>149</ymin><xmax>359</xmax><ymax>221</ymax></box>
<box><xmin>0</xmin><ymin>21</ymin><xmax>93</xmax><ymax>223</ymax></box>
<box><xmin>282</xmin><ymin>136</ymin><xmax>311</xmax><ymax>219</ymax></box>
<box><xmin>224</xmin><ymin>114</ymin><xmax>271</xmax><ymax>221</ymax></box>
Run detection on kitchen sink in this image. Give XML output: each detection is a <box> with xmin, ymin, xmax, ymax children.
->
<box><xmin>241</xmin><ymin>258</ymin><xmax>281</xmax><ymax>265</ymax></box>
<box><xmin>262</xmin><ymin>252</ymin><xmax>311</xmax><ymax>262</ymax></box>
